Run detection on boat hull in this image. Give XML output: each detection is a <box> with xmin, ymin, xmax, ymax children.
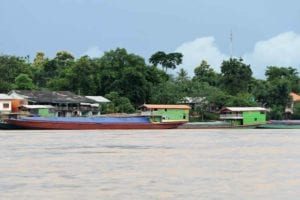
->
<box><xmin>6</xmin><ymin>119</ymin><xmax>183</xmax><ymax>130</ymax></box>
<box><xmin>0</xmin><ymin>122</ymin><xmax>23</xmax><ymax>129</ymax></box>
<box><xmin>256</xmin><ymin>124</ymin><xmax>300</xmax><ymax>129</ymax></box>
<box><xmin>178</xmin><ymin>122</ymin><xmax>263</xmax><ymax>129</ymax></box>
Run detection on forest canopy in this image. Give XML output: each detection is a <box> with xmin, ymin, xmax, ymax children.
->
<box><xmin>1</xmin><ymin>48</ymin><xmax>299</xmax><ymax>119</ymax></box>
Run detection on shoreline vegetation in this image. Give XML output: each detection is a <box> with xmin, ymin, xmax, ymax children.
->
<box><xmin>1</xmin><ymin>48</ymin><xmax>300</xmax><ymax>120</ymax></box>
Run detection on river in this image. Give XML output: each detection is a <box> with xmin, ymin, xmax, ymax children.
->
<box><xmin>1</xmin><ymin>129</ymin><xmax>300</xmax><ymax>199</ymax></box>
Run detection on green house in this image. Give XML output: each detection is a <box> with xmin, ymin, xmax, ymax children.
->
<box><xmin>220</xmin><ymin>107</ymin><xmax>267</xmax><ymax>126</ymax></box>
<box><xmin>140</xmin><ymin>104</ymin><xmax>191</xmax><ymax>122</ymax></box>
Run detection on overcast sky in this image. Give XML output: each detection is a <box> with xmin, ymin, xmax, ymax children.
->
<box><xmin>1</xmin><ymin>0</ymin><xmax>300</xmax><ymax>77</ymax></box>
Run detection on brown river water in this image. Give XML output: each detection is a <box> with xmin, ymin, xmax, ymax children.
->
<box><xmin>1</xmin><ymin>129</ymin><xmax>300</xmax><ymax>199</ymax></box>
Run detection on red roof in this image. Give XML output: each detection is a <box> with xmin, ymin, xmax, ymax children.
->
<box><xmin>290</xmin><ymin>92</ymin><xmax>300</xmax><ymax>102</ymax></box>
<box><xmin>141</xmin><ymin>104</ymin><xmax>191</xmax><ymax>110</ymax></box>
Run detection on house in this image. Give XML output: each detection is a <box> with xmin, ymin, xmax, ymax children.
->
<box><xmin>19</xmin><ymin>105</ymin><xmax>56</xmax><ymax>117</ymax></box>
<box><xmin>140</xmin><ymin>104</ymin><xmax>191</xmax><ymax>122</ymax></box>
<box><xmin>9</xmin><ymin>92</ymin><xmax>28</xmax><ymax>112</ymax></box>
<box><xmin>0</xmin><ymin>94</ymin><xmax>12</xmax><ymax>114</ymax></box>
<box><xmin>8</xmin><ymin>90</ymin><xmax>99</xmax><ymax>117</ymax></box>
<box><xmin>220</xmin><ymin>107</ymin><xmax>267</xmax><ymax>126</ymax></box>
<box><xmin>285</xmin><ymin>92</ymin><xmax>300</xmax><ymax>114</ymax></box>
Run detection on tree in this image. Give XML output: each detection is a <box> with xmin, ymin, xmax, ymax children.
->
<box><xmin>266</xmin><ymin>79</ymin><xmax>291</xmax><ymax>107</ymax></box>
<box><xmin>14</xmin><ymin>74</ymin><xmax>35</xmax><ymax>90</ymax></box>
<box><xmin>96</xmin><ymin>48</ymin><xmax>157</xmax><ymax>106</ymax></box>
<box><xmin>269</xmin><ymin>105</ymin><xmax>285</xmax><ymax>120</ymax></box>
<box><xmin>249</xmin><ymin>79</ymin><xmax>269</xmax><ymax>107</ymax></box>
<box><xmin>149</xmin><ymin>81</ymin><xmax>183</xmax><ymax>104</ymax></box>
<box><xmin>31</xmin><ymin>52</ymin><xmax>48</xmax><ymax>89</ymax></box>
<box><xmin>177</xmin><ymin>68</ymin><xmax>189</xmax><ymax>82</ymax></box>
<box><xmin>102</xmin><ymin>92</ymin><xmax>135</xmax><ymax>113</ymax></box>
<box><xmin>67</xmin><ymin>56</ymin><xmax>97</xmax><ymax>95</ymax></box>
<box><xmin>220</xmin><ymin>58</ymin><xmax>252</xmax><ymax>95</ymax></box>
<box><xmin>265</xmin><ymin>66</ymin><xmax>298</xmax><ymax>81</ymax></box>
<box><xmin>265</xmin><ymin>66</ymin><xmax>300</xmax><ymax>93</ymax></box>
<box><xmin>33</xmin><ymin>51</ymin><xmax>76</xmax><ymax>89</ymax></box>
<box><xmin>0</xmin><ymin>55</ymin><xmax>31</xmax><ymax>92</ymax></box>
<box><xmin>292</xmin><ymin>102</ymin><xmax>300</xmax><ymax>119</ymax></box>
<box><xmin>144</xmin><ymin>65</ymin><xmax>169</xmax><ymax>85</ymax></box>
<box><xmin>97</xmin><ymin>48</ymin><xmax>146</xmax><ymax>94</ymax></box>
<box><xmin>193</xmin><ymin>60</ymin><xmax>219</xmax><ymax>86</ymax></box>
<box><xmin>32</xmin><ymin>52</ymin><xmax>47</xmax><ymax>68</ymax></box>
<box><xmin>149</xmin><ymin>51</ymin><xmax>183</xmax><ymax>72</ymax></box>
<box><xmin>111</xmin><ymin>68</ymin><xmax>149</xmax><ymax>106</ymax></box>
<box><xmin>175</xmin><ymin>68</ymin><xmax>191</xmax><ymax>97</ymax></box>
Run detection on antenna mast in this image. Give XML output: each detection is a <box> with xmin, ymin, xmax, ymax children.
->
<box><xmin>230</xmin><ymin>30</ymin><xmax>233</xmax><ymax>58</ymax></box>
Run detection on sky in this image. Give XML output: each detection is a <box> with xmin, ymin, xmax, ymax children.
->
<box><xmin>1</xmin><ymin>0</ymin><xmax>300</xmax><ymax>78</ymax></box>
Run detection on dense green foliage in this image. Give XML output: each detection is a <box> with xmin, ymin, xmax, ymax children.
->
<box><xmin>220</xmin><ymin>58</ymin><xmax>252</xmax><ymax>95</ymax></box>
<box><xmin>0</xmin><ymin>48</ymin><xmax>299</xmax><ymax>119</ymax></box>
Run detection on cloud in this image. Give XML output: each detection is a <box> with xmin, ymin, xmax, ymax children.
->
<box><xmin>243</xmin><ymin>31</ymin><xmax>300</xmax><ymax>77</ymax></box>
<box><xmin>175</xmin><ymin>32</ymin><xmax>300</xmax><ymax>78</ymax></box>
<box><xmin>82</xmin><ymin>46</ymin><xmax>103</xmax><ymax>58</ymax></box>
<box><xmin>175</xmin><ymin>37</ymin><xmax>228</xmax><ymax>75</ymax></box>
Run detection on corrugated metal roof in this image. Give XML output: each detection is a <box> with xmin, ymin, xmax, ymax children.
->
<box><xmin>85</xmin><ymin>96</ymin><xmax>110</xmax><ymax>103</ymax></box>
<box><xmin>0</xmin><ymin>94</ymin><xmax>12</xmax><ymax>99</ymax></box>
<box><xmin>9</xmin><ymin>92</ymin><xmax>25</xmax><ymax>100</ymax></box>
<box><xmin>21</xmin><ymin>105</ymin><xmax>55</xmax><ymax>109</ymax></box>
<box><xmin>221</xmin><ymin>107</ymin><xmax>267</xmax><ymax>112</ymax></box>
<box><xmin>9</xmin><ymin>90</ymin><xmax>96</xmax><ymax>104</ymax></box>
<box><xmin>291</xmin><ymin>92</ymin><xmax>300</xmax><ymax>102</ymax></box>
<box><xmin>141</xmin><ymin>104</ymin><xmax>191</xmax><ymax>109</ymax></box>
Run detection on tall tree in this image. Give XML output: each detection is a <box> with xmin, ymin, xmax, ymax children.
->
<box><xmin>95</xmin><ymin>48</ymin><xmax>163</xmax><ymax>106</ymax></box>
<box><xmin>193</xmin><ymin>60</ymin><xmax>219</xmax><ymax>86</ymax></box>
<box><xmin>176</xmin><ymin>68</ymin><xmax>191</xmax><ymax>97</ymax></box>
<box><xmin>32</xmin><ymin>52</ymin><xmax>47</xmax><ymax>68</ymax></box>
<box><xmin>67</xmin><ymin>56</ymin><xmax>97</xmax><ymax>95</ymax></box>
<box><xmin>111</xmin><ymin>68</ymin><xmax>148</xmax><ymax>106</ymax></box>
<box><xmin>149</xmin><ymin>51</ymin><xmax>183</xmax><ymax>72</ymax></box>
<box><xmin>220</xmin><ymin>58</ymin><xmax>252</xmax><ymax>95</ymax></box>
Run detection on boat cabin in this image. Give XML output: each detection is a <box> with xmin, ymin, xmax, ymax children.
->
<box><xmin>220</xmin><ymin>107</ymin><xmax>267</xmax><ymax>126</ymax></box>
<box><xmin>19</xmin><ymin>105</ymin><xmax>56</xmax><ymax>117</ymax></box>
<box><xmin>140</xmin><ymin>104</ymin><xmax>191</xmax><ymax>122</ymax></box>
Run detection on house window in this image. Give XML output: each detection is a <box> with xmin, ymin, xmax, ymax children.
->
<box><xmin>3</xmin><ymin>103</ymin><xmax>9</xmax><ymax>109</ymax></box>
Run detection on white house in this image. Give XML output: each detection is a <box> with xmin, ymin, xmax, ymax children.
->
<box><xmin>0</xmin><ymin>94</ymin><xmax>12</xmax><ymax>114</ymax></box>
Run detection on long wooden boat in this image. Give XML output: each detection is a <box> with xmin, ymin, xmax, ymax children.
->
<box><xmin>178</xmin><ymin>121</ymin><xmax>262</xmax><ymax>129</ymax></box>
<box><xmin>268</xmin><ymin>120</ymin><xmax>300</xmax><ymax>125</ymax></box>
<box><xmin>256</xmin><ymin>120</ymin><xmax>300</xmax><ymax>129</ymax></box>
<box><xmin>256</xmin><ymin>124</ymin><xmax>300</xmax><ymax>129</ymax></box>
<box><xmin>5</xmin><ymin>116</ymin><xmax>185</xmax><ymax>130</ymax></box>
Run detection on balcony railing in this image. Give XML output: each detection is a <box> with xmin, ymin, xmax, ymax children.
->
<box><xmin>220</xmin><ymin>114</ymin><xmax>243</xmax><ymax>119</ymax></box>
